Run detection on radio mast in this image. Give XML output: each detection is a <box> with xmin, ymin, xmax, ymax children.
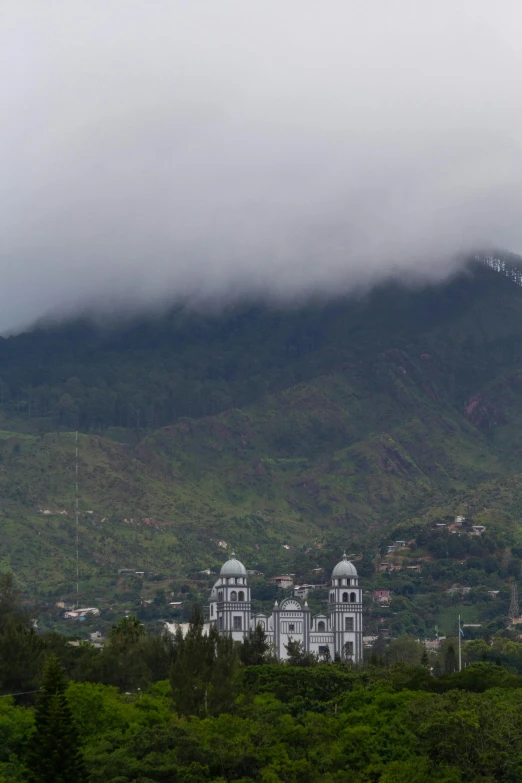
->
<box><xmin>75</xmin><ymin>430</ymin><xmax>79</xmax><ymax>607</ymax></box>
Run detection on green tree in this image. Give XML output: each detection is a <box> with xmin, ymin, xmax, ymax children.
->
<box><xmin>170</xmin><ymin>608</ymin><xmax>240</xmax><ymax>717</ymax></box>
<box><xmin>240</xmin><ymin>624</ymin><xmax>270</xmax><ymax>666</ymax></box>
<box><xmin>108</xmin><ymin>614</ymin><xmax>145</xmax><ymax>647</ymax></box>
<box><xmin>0</xmin><ymin>573</ymin><xmax>44</xmax><ymax>696</ymax></box>
<box><xmin>208</xmin><ymin>628</ymin><xmax>239</xmax><ymax>714</ymax></box>
<box><xmin>444</xmin><ymin>644</ymin><xmax>458</xmax><ymax>675</ymax></box>
<box><xmin>0</xmin><ymin>618</ymin><xmax>44</xmax><ymax>696</ymax></box>
<box><xmin>170</xmin><ymin>606</ymin><xmax>215</xmax><ymax>716</ymax></box>
<box><xmin>25</xmin><ymin>655</ymin><xmax>87</xmax><ymax>783</ymax></box>
<box><xmin>386</xmin><ymin>635</ymin><xmax>424</xmax><ymax>665</ymax></box>
<box><xmin>97</xmin><ymin>614</ymin><xmax>150</xmax><ymax>690</ymax></box>
<box><xmin>284</xmin><ymin>639</ymin><xmax>318</xmax><ymax>667</ymax></box>
<box><xmin>370</xmin><ymin>633</ymin><xmax>386</xmax><ymax>666</ymax></box>
<box><xmin>0</xmin><ymin>573</ymin><xmax>28</xmax><ymax>631</ymax></box>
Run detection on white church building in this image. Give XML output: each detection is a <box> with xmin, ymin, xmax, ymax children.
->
<box><xmin>207</xmin><ymin>552</ymin><xmax>363</xmax><ymax>662</ymax></box>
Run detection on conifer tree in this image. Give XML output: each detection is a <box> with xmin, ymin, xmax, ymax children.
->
<box><xmin>370</xmin><ymin>633</ymin><xmax>386</xmax><ymax>666</ymax></box>
<box><xmin>444</xmin><ymin>644</ymin><xmax>458</xmax><ymax>675</ymax></box>
<box><xmin>170</xmin><ymin>605</ymin><xmax>214</xmax><ymax>716</ymax></box>
<box><xmin>285</xmin><ymin>639</ymin><xmax>318</xmax><ymax>667</ymax></box>
<box><xmin>0</xmin><ymin>572</ymin><xmax>28</xmax><ymax>630</ymax></box>
<box><xmin>421</xmin><ymin>644</ymin><xmax>429</xmax><ymax>668</ymax></box>
<box><xmin>170</xmin><ymin>606</ymin><xmax>240</xmax><ymax>716</ymax></box>
<box><xmin>209</xmin><ymin>627</ymin><xmax>239</xmax><ymax>715</ymax></box>
<box><xmin>432</xmin><ymin>659</ymin><xmax>442</xmax><ymax>678</ymax></box>
<box><xmin>240</xmin><ymin>623</ymin><xmax>269</xmax><ymax>666</ymax></box>
<box><xmin>0</xmin><ymin>572</ymin><xmax>44</xmax><ymax>695</ymax></box>
<box><xmin>101</xmin><ymin>614</ymin><xmax>149</xmax><ymax>690</ymax></box>
<box><xmin>26</xmin><ymin>655</ymin><xmax>87</xmax><ymax>783</ymax></box>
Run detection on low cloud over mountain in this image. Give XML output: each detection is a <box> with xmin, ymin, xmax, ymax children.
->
<box><xmin>1</xmin><ymin>1</ymin><xmax>522</xmax><ymax>332</ymax></box>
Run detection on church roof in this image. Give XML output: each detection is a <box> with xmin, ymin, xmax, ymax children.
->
<box><xmin>332</xmin><ymin>552</ymin><xmax>358</xmax><ymax>578</ymax></box>
<box><xmin>220</xmin><ymin>553</ymin><xmax>247</xmax><ymax>577</ymax></box>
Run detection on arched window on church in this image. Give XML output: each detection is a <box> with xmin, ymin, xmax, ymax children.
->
<box><xmin>342</xmin><ymin>592</ymin><xmax>348</xmax><ymax>603</ymax></box>
<box><xmin>238</xmin><ymin>591</ymin><xmax>245</xmax><ymax>601</ymax></box>
<box><xmin>317</xmin><ymin>620</ymin><xmax>325</xmax><ymax>632</ymax></box>
<box><xmin>218</xmin><ymin>591</ymin><xmax>223</xmax><ymax>601</ymax></box>
<box><xmin>257</xmin><ymin>620</ymin><xmax>265</xmax><ymax>630</ymax></box>
<box><xmin>330</xmin><ymin>592</ymin><xmax>334</xmax><ymax>602</ymax></box>
<box><xmin>350</xmin><ymin>592</ymin><xmax>356</xmax><ymax>603</ymax></box>
<box><xmin>230</xmin><ymin>591</ymin><xmax>237</xmax><ymax>601</ymax></box>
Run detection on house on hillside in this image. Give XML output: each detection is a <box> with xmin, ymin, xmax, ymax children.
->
<box><xmin>374</xmin><ymin>590</ymin><xmax>390</xmax><ymax>604</ymax></box>
<box><xmin>446</xmin><ymin>586</ymin><xmax>471</xmax><ymax>596</ymax></box>
<box><xmin>63</xmin><ymin>607</ymin><xmax>100</xmax><ymax>619</ymax></box>
<box><xmin>274</xmin><ymin>575</ymin><xmax>294</xmax><ymax>589</ymax></box>
<box><xmin>425</xmin><ymin>637</ymin><xmax>446</xmax><ymax>651</ymax></box>
<box><xmin>294</xmin><ymin>584</ymin><xmax>315</xmax><ymax>599</ymax></box>
<box><xmin>89</xmin><ymin>631</ymin><xmax>105</xmax><ymax>648</ymax></box>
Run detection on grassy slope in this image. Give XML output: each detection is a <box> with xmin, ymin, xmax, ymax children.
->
<box><xmin>3</xmin><ymin>262</ymin><xmax>522</xmax><ymax>596</ymax></box>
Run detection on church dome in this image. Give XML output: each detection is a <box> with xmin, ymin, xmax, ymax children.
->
<box><xmin>332</xmin><ymin>553</ymin><xmax>358</xmax><ymax>578</ymax></box>
<box><xmin>220</xmin><ymin>553</ymin><xmax>247</xmax><ymax>577</ymax></box>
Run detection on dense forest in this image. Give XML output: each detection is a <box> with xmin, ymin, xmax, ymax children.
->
<box><xmin>3</xmin><ymin>572</ymin><xmax>522</xmax><ymax>782</ymax></box>
<box><xmin>1</xmin><ymin>258</ymin><xmax>521</xmax><ymax>437</ymax></box>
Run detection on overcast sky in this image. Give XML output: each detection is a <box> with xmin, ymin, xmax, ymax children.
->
<box><xmin>1</xmin><ymin>1</ymin><xmax>522</xmax><ymax>333</ymax></box>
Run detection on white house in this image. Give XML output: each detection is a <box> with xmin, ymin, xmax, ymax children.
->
<box><xmin>274</xmin><ymin>575</ymin><xmax>294</xmax><ymax>589</ymax></box>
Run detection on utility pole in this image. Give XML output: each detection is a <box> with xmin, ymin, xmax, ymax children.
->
<box><xmin>75</xmin><ymin>430</ymin><xmax>79</xmax><ymax>608</ymax></box>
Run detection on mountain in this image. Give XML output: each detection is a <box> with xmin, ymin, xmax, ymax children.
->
<box><xmin>3</xmin><ymin>256</ymin><xmax>522</xmax><ymax>605</ymax></box>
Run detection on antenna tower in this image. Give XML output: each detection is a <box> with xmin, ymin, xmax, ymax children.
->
<box><xmin>509</xmin><ymin>580</ymin><xmax>519</xmax><ymax>624</ymax></box>
<box><xmin>75</xmin><ymin>430</ymin><xmax>79</xmax><ymax>608</ymax></box>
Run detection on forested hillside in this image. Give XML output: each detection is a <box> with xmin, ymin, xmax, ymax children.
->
<box><xmin>4</xmin><ymin>259</ymin><xmax>522</xmax><ymax>606</ymax></box>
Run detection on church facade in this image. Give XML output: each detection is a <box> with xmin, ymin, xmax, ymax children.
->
<box><xmin>208</xmin><ymin>552</ymin><xmax>363</xmax><ymax>662</ymax></box>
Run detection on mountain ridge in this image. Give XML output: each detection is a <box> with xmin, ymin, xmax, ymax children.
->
<box><xmin>3</xmin><ymin>257</ymin><xmax>522</xmax><ymax>601</ymax></box>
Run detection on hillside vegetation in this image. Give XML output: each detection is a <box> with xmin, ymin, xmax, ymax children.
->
<box><xmin>3</xmin><ymin>260</ymin><xmax>522</xmax><ymax>603</ymax></box>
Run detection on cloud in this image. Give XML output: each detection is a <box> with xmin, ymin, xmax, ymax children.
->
<box><xmin>1</xmin><ymin>1</ymin><xmax>522</xmax><ymax>332</ymax></box>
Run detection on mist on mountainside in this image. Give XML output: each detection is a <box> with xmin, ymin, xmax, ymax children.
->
<box><xmin>2</xmin><ymin>1</ymin><xmax>522</xmax><ymax>333</ymax></box>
